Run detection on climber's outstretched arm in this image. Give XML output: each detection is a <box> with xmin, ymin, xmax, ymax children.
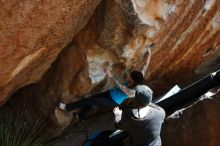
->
<box><xmin>104</xmin><ymin>68</ymin><xmax>135</xmax><ymax>98</ymax></box>
<box><xmin>141</xmin><ymin>47</ymin><xmax>152</xmax><ymax>76</ymax></box>
<box><xmin>114</xmin><ymin>79</ymin><xmax>135</xmax><ymax>98</ymax></box>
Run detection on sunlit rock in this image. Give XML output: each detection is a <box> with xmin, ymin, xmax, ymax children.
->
<box><xmin>0</xmin><ymin>0</ymin><xmax>219</xmax><ymax>137</ymax></box>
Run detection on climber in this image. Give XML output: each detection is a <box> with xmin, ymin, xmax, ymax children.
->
<box><xmin>114</xmin><ymin>85</ymin><xmax>165</xmax><ymax>146</ymax></box>
<box><xmin>57</xmin><ymin>46</ymin><xmax>152</xmax><ymax>119</ymax></box>
<box><xmin>57</xmin><ymin>70</ymin><xmax>145</xmax><ymax>116</ymax></box>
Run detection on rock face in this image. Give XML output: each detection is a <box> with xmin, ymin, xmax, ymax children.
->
<box><xmin>147</xmin><ymin>0</ymin><xmax>220</xmax><ymax>95</ymax></box>
<box><xmin>162</xmin><ymin>93</ymin><xmax>220</xmax><ymax>146</ymax></box>
<box><xmin>0</xmin><ymin>0</ymin><xmax>220</xmax><ymax>137</ymax></box>
<box><xmin>0</xmin><ymin>0</ymin><xmax>101</xmax><ymax>105</ymax></box>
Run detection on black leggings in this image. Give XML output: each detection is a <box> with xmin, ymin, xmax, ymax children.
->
<box><xmin>66</xmin><ymin>91</ymin><xmax>119</xmax><ymax>111</ymax></box>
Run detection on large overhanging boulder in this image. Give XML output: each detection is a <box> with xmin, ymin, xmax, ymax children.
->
<box><xmin>162</xmin><ymin>92</ymin><xmax>220</xmax><ymax>146</ymax></box>
<box><xmin>0</xmin><ymin>0</ymin><xmax>101</xmax><ymax>105</ymax></box>
<box><xmin>0</xmin><ymin>0</ymin><xmax>220</xmax><ymax>136</ymax></box>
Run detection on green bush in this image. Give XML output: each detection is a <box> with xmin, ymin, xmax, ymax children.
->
<box><xmin>0</xmin><ymin>111</ymin><xmax>53</xmax><ymax>146</ymax></box>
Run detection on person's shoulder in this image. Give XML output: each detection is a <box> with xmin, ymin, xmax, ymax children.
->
<box><xmin>149</xmin><ymin>104</ymin><xmax>165</xmax><ymax>117</ymax></box>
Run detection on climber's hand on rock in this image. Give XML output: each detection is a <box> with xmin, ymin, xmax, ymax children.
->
<box><xmin>104</xmin><ymin>67</ymin><xmax>113</xmax><ymax>78</ymax></box>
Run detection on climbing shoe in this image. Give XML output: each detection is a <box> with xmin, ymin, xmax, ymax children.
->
<box><xmin>56</xmin><ymin>100</ymin><xmax>67</xmax><ymax>111</ymax></box>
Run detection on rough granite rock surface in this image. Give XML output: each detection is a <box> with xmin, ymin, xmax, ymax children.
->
<box><xmin>162</xmin><ymin>92</ymin><xmax>220</xmax><ymax>146</ymax></box>
<box><xmin>0</xmin><ymin>0</ymin><xmax>101</xmax><ymax>105</ymax></box>
<box><xmin>0</xmin><ymin>0</ymin><xmax>220</xmax><ymax>138</ymax></box>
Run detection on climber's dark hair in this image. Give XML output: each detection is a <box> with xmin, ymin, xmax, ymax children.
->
<box><xmin>130</xmin><ymin>71</ymin><xmax>145</xmax><ymax>85</ymax></box>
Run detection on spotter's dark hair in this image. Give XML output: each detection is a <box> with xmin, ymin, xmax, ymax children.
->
<box><xmin>130</xmin><ymin>71</ymin><xmax>145</xmax><ymax>85</ymax></box>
